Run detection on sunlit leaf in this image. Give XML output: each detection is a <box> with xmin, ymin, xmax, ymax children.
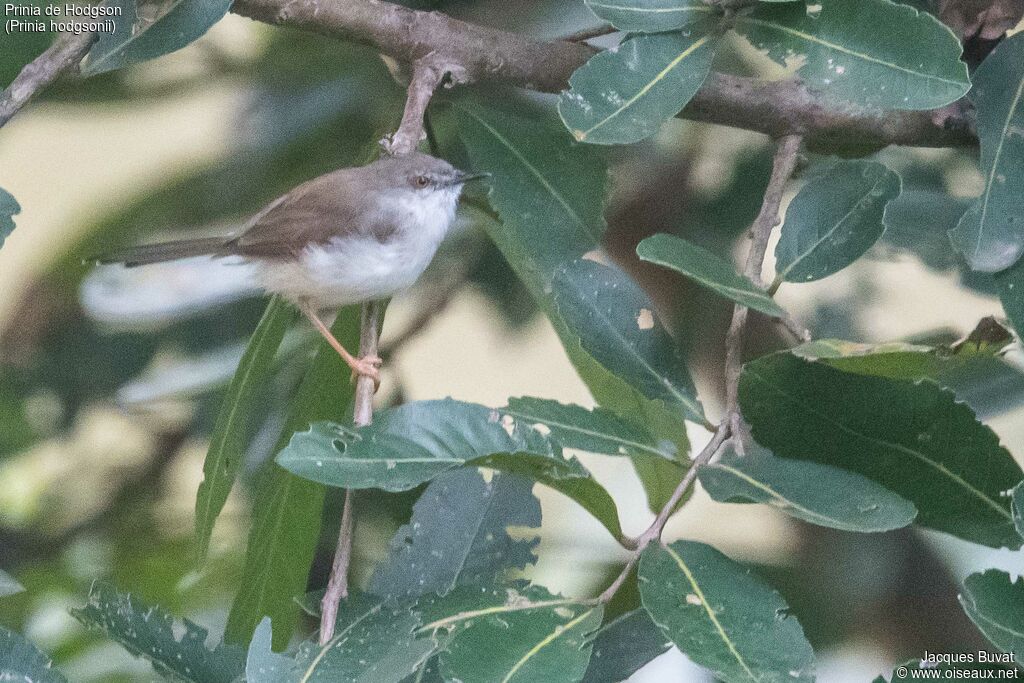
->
<box><xmin>71</xmin><ymin>582</ymin><xmax>245</xmax><ymax>683</ymax></box>
<box><xmin>733</xmin><ymin>0</ymin><xmax>969</xmax><ymax>110</ymax></box>
<box><xmin>959</xmin><ymin>570</ymin><xmax>1024</xmax><ymax>659</ymax></box>
<box><xmin>194</xmin><ymin>296</ymin><xmax>296</xmax><ymax>561</ymax></box>
<box><xmin>699</xmin><ymin>444</ymin><xmax>917</xmax><ymax>532</ymax></box>
<box><xmin>950</xmin><ymin>33</ymin><xmax>1024</xmax><ymax>272</ymax></box>
<box><xmin>637</xmin><ymin>233</ymin><xmax>785</xmax><ymax>316</ymax></box>
<box><xmin>585</xmin><ymin>0</ymin><xmax>717</xmax><ymax>32</ymax></box>
<box><xmin>559</xmin><ymin>27</ymin><xmax>717</xmax><ymax>144</ymax></box>
<box><xmin>368</xmin><ymin>469</ymin><xmax>541</xmax><ymax>600</ymax></box>
<box><xmin>639</xmin><ymin>540</ymin><xmax>815</xmax><ymax>683</ymax></box>
<box><xmin>740</xmin><ymin>353</ymin><xmax>1024</xmax><ymax>548</ymax></box>
<box><xmin>774</xmin><ymin>159</ymin><xmax>901</xmax><ymax>284</ymax></box>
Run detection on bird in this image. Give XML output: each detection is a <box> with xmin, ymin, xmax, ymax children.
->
<box><xmin>93</xmin><ymin>152</ymin><xmax>488</xmax><ymax>387</ymax></box>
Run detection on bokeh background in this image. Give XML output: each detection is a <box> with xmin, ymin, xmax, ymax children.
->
<box><xmin>2</xmin><ymin>2</ymin><xmax>1023</xmax><ymax>680</ymax></box>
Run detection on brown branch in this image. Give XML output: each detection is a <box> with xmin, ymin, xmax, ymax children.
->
<box><xmin>724</xmin><ymin>134</ymin><xmax>803</xmax><ymax>444</ymax></box>
<box><xmin>559</xmin><ymin>23</ymin><xmax>618</xmax><ymax>43</ymax></box>
<box><xmin>0</xmin><ymin>32</ymin><xmax>96</xmax><ymax>128</ymax></box>
<box><xmin>318</xmin><ymin>489</ymin><xmax>355</xmax><ymax>645</ymax></box>
<box><xmin>229</xmin><ymin>0</ymin><xmax>976</xmax><ymax>149</ymax></box>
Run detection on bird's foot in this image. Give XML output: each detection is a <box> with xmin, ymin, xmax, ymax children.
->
<box><xmin>349</xmin><ymin>354</ymin><xmax>382</xmax><ymax>390</ymax></box>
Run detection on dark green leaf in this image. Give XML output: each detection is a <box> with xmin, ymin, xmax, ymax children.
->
<box><xmin>639</xmin><ymin>540</ymin><xmax>814</xmax><ymax>683</ymax></box>
<box><xmin>278</xmin><ymin>399</ymin><xmax>626</xmax><ymax>542</ymax></box>
<box><xmin>368</xmin><ymin>469</ymin><xmax>541</xmax><ymax>600</ymax></box>
<box><xmin>740</xmin><ymin>353</ymin><xmax>1023</xmax><ymax>548</ymax></box>
<box><xmin>226</xmin><ymin>306</ymin><xmax>361</xmax><ymax>649</ymax></box>
<box><xmin>71</xmin><ymin>582</ymin><xmax>245</xmax><ymax>683</ymax></box>
<box><xmin>291</xmin><ymin>595</ymin><xmax>437</xmax><ymax>683</ymax></box>
<box><xmin>733</xmin><ymin>0</ymin><xmax>969</xmax><ymax>110</ymax></box>
<box><xmin>582</xmin><ymin>609</ymin><xmax>671</xmax><ymax>683</ymax></box>
<box><xmin>245</xmin><ymin>619</ymin><xmax>294</xmax><ymax>683</ymax></box>
<box><xmin>0</xmin><ymin>187</ymin><xmax>19</xmax><ymax>250</ymax></box>
<box><xmin>637</xmin><ymin>234</ymin><xmax>785</xmax><ymax>316</ymax></box>
<box><xmin>585</xmin><ymin>0</ymin><xmax>717</xmax><ymax>32</ymax></box>
<box><xmin>774</xmin><ymin>159</ymin><xmax>901</xmax><ymax>284</ymax></box>
<box><xmin>559</xmin><ymin>28</ymin><xmax>717</xmax><ymax>144</ymax></box>
<box><xmin>194</xmin><ymin>296</ymin><xmax>296</xmax><ymax>561</ymax></box>
<box><xmin>553</xmin><ymin>259</ymin><xmax>703</xmax><ymax>423</ymax></box>
<box><xmin>0</xmin><ymin>627</ymin><xmax>66</xmax><ymax>683</ymax></box>
<box><xmin>699</xmin><ymin>444</ymin><xmax>917</xmax><ymax>532</ymax></box>
<box><xmin>959</xmin><ymin>570</ymin><xmax>1024</xmax><ymax>659</ymax></box>
<box><xmin>0</xmin><ymin>568</ymin><xmax>23</xmax><ymax>598</ymax></box>
<box><xmin>1013</xmin><ymin>482</ymin><xmax>1024</xmax><ymax>540</ymax></box>
<box><xmin>996</xmin><ymin>259</ymin><xmax>1024</xmax><ymax>339</ymax></box>
<box><xmin>504</xmin><ymin>396</ymin><xmax>675</xmax><ymax>459</ymax></box>
<box><xmin>950</xmin><ymin>33</ymin><xmax>1024</xmax><ymax>272</ymax></box>
<box><xmin>83</xmin><ymin>0</ymin><xmax>233</xmax><ymax>76</ymax></box>
<box><xmin>417</xmin><ymin>584</ymin><xmax>602</xmax><ymax>683</ymax></box>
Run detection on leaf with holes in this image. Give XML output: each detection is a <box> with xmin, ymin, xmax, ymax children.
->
<box><xmin>639</xmin><ymin>540</ymin><xmax>815</xmax><ymax>683</ymax></box>
<box><xmin>959</xmin><ymin>570</ymin><xmax>1024</xmax><ymax>659</ymax></box>
<box><xmin>950</xmin><ymin>33</ymin><xmax>1024</xmax><ymax>272</ymax></box>
<box><xmin>71</xmin><ymin>582</ymin><xmax>245</xmax><ymax>683</ymax></box>
<box><xmin>277</xmin><ymin>398</ymin><xmax>626</xmax><ymax>542</ymax></box>
<box><xmin>195</xmin><ymin>296</ymin><xmax>295</xmax><ymax>562</ymax></box>
<box><xmin>417</xmin><ymin>584</ymin><xmax>602</xmax><ymax>683</ymax></box>
<box><xmin>637</xmin><ymin>233</ymin><xmax>785</xmax><ymax>316</ymax></box>
<box><xmin>733</xmin><ymin>0</ymin><xmax>969</xmax><ymax>110</ymax></box>
<box><xmin>581</xmin><ymin>609</ymin><xmax>672</xmax><ymax>683</ymax></box>
<box><xmin>585</xmin><ymin>0</ymin><xmax>718</xmax><ymax>32</ymax></box>
<box><xmin>83</xmin><ymin>0</ymin><xmax>233</xmax><ymax>76</ymax></box>
<box><xmin>368</xmin><ymin>469</ymin><xmax>541</xmax><ymax>600</ymax></box>
<box><xmin>559</xmin><ymin>27</ymin><xmax>718</xmax><ymax>144</ymax></box>
<box><xmin>699</xmin><ymin>444</ymin><xmax>917</xmax><ymax>532</ymax></box>
<box><xmin>774</xmin><ymin>159</ymin><xmax>901</xmax><ymax>284</ymax></box>
<box><xmin>740</xmin><ymin>353</ymin><xmax>1024</xmax><ymax>548</ymax></box>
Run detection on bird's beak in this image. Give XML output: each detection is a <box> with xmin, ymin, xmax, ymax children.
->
<box><xmin>448</xmin><ymin>171</ymin><xmax>490</xmax><ymax>186</ymax></box>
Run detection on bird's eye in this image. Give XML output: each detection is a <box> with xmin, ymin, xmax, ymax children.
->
<box><xmin>415</xmin><ymin>176</ymin><xmax>429</xmax><ymax>188</ymax></box>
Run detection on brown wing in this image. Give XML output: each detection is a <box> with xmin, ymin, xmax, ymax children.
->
<box><xmin>227</xmin><ymin>167</ymin><xmax>376</xmax><ymax>259</ymax></box>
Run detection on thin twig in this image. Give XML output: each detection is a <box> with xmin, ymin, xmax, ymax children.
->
<box><xmin>723</xmin><ymin>134</ymin><xmax>803</xmax><ymax>444</ymax></box>
<box><xmin>319</xmin><ymin>58</ymin><xmax>445</xmax><ymax>642</ymax></box>
<box><xmin>0</xmin><ymin>32</ymin><xmax>96</xmax><ymax>128</ymax></box>
<box><xmin>559</xmin><ymin>23</ymin><xmax>617</xmax><ymax>43</ymax></box>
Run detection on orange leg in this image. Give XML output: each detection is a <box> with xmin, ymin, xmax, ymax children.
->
<box><xmin>300</xmin><ymin>305</ymin><xmax>381</xmax><ymax>389</ymax></box>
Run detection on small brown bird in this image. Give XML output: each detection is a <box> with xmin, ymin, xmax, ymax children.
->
<box><xmin>96</xmin><ymin>153</ymin><xmax>488</xmax><ymax>385</ymax></box>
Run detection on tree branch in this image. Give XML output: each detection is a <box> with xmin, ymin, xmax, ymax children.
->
<box><xmin>229</xmin><ymin>0</ymin><xmax>976</xmax><ymax>149</ymax></box>
<box><xmin>0</xmin><ymin>32</ymin><xmax>96</xmax><ymax>128</ymax></box>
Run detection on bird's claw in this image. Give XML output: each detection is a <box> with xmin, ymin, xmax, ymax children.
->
<box><xmin>350</xmin><ymin>355</ymin><xmax>383</xmax><ymax>391</ymax></box>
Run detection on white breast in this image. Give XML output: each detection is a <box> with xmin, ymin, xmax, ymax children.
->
<box><xmin>255</xmin><ymin>186</ymin><xmax>459</xmax><ymax>310</ymax></box>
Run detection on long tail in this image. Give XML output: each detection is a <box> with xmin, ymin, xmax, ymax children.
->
<box><xmin>91</xmin><ymin>237</ymin><xmax>230</xmax><ymax>267</ymax></box>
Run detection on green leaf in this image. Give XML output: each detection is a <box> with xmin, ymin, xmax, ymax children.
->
<box><xmin>503</xmin><ymin>396</ymin><xmax>675</xmax><ymax>459</ymax></box>
<box><xmin>0</xmin><ymin>627</ymin><xmax>66</xmax><ymax>683</ymax></box>
<box><xmin>638</xmin><ymin>540</ymin><xmax>815</xmax><ymax>683</ymax></box>
<box><xmin>194</xmin><ymin>296</ymin><xmax>296</xmax><ymax>561</ymax></box>
<box><xmin>0</xmin><ymin>568</ymin><xmax>23</xmax><ymax>598</ymax></box>
<box><xmin>0</xmin><ymin>187</ymin><xmax>19</xmax><ymax>250</ymax></box>
<box><xmin>733</xmin><ymin>0</ymin><xmax>969</xmax><ymax>110</ymax></box>
<box><xmin>1013</xmin><ymin>483</ymin><xmax>1024</xmax><ymax>540</ymax></box>
<box><xmin>949</xmin><ymin>33</ymin><xmax>1024</xmax><ymax>272</ymax></box>
<box><xmin>417</xmin><ymin>584</ymin><xmax>602</xmax><ymax>683</ymax></box>
<box><xmin>739</xmin><ymin>353</ymin><xmax>1024</xmax><ymax>548</ymax></box>
<box><xmin>996</xmin><ymin>259</ymin><xmax>1024</xmax><ymax>339</ymax></box>
<box><xmin>637</xmin><ymin>234</ymin><xmax>785</xmax><ymax>316</ymax></box>
<box><xmin>82</xmin><ymin>0</ymin><xmax>233</xmax><ymax>76</ymax></box>
<box><xmin>699</xmin><ymin>444</ymin><xmax>917</xmax><ymax>532</ymax></box>
<box><xmin>225</xmin><ymin>305</ymin><xmax>361</xmax><ymax>650</ymax></box>
<box><xmin>368</xmin><ymin>469</ymin><xmax>541</xmax><ymax>600</ymax></box>
<box><xmin>959</xmin><ymin>570</ymin><xmax>1024</xmax><ymax>659</ymax></box>
<box><xmin>71</xmin><ymin>582</ymin><xmax>245</xmax><ymax>683</ymax></box>
<box><xmin>245</xmin><ymin>619</ymin><xmax>294</xmax><ymax>683</ymax></box>
<box><xmin>585</xmin><ymin>0</ymin><xmax>717</xmax><ymax>32</ymax></box>
<box><xmin>553</xmin><ymin>259</ymin><xmax>704</xmax><ymax>423</ymax></box>
<box><xmin>291</xmin><ymin>594</ymin><xmax>437</xmax><ymax>683</ymax></box>
<box><xmin>277</xmin><ymin>399</ymin><xmax>626</xmax><ymax>542</ymax></box>
<box><xmin>581</xmin><ymin>609</ymin><xmax>671</xmax><ymax>683</ymax></box>
<box><xmin>774</xmin><ymin>159</ymin><xmax>901</xmax><ymax>284</ymax></box>
<box><xmin>559</xmin><ymin>27</ymin><xmax>718</xmax><ymax>144</ymax></box>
